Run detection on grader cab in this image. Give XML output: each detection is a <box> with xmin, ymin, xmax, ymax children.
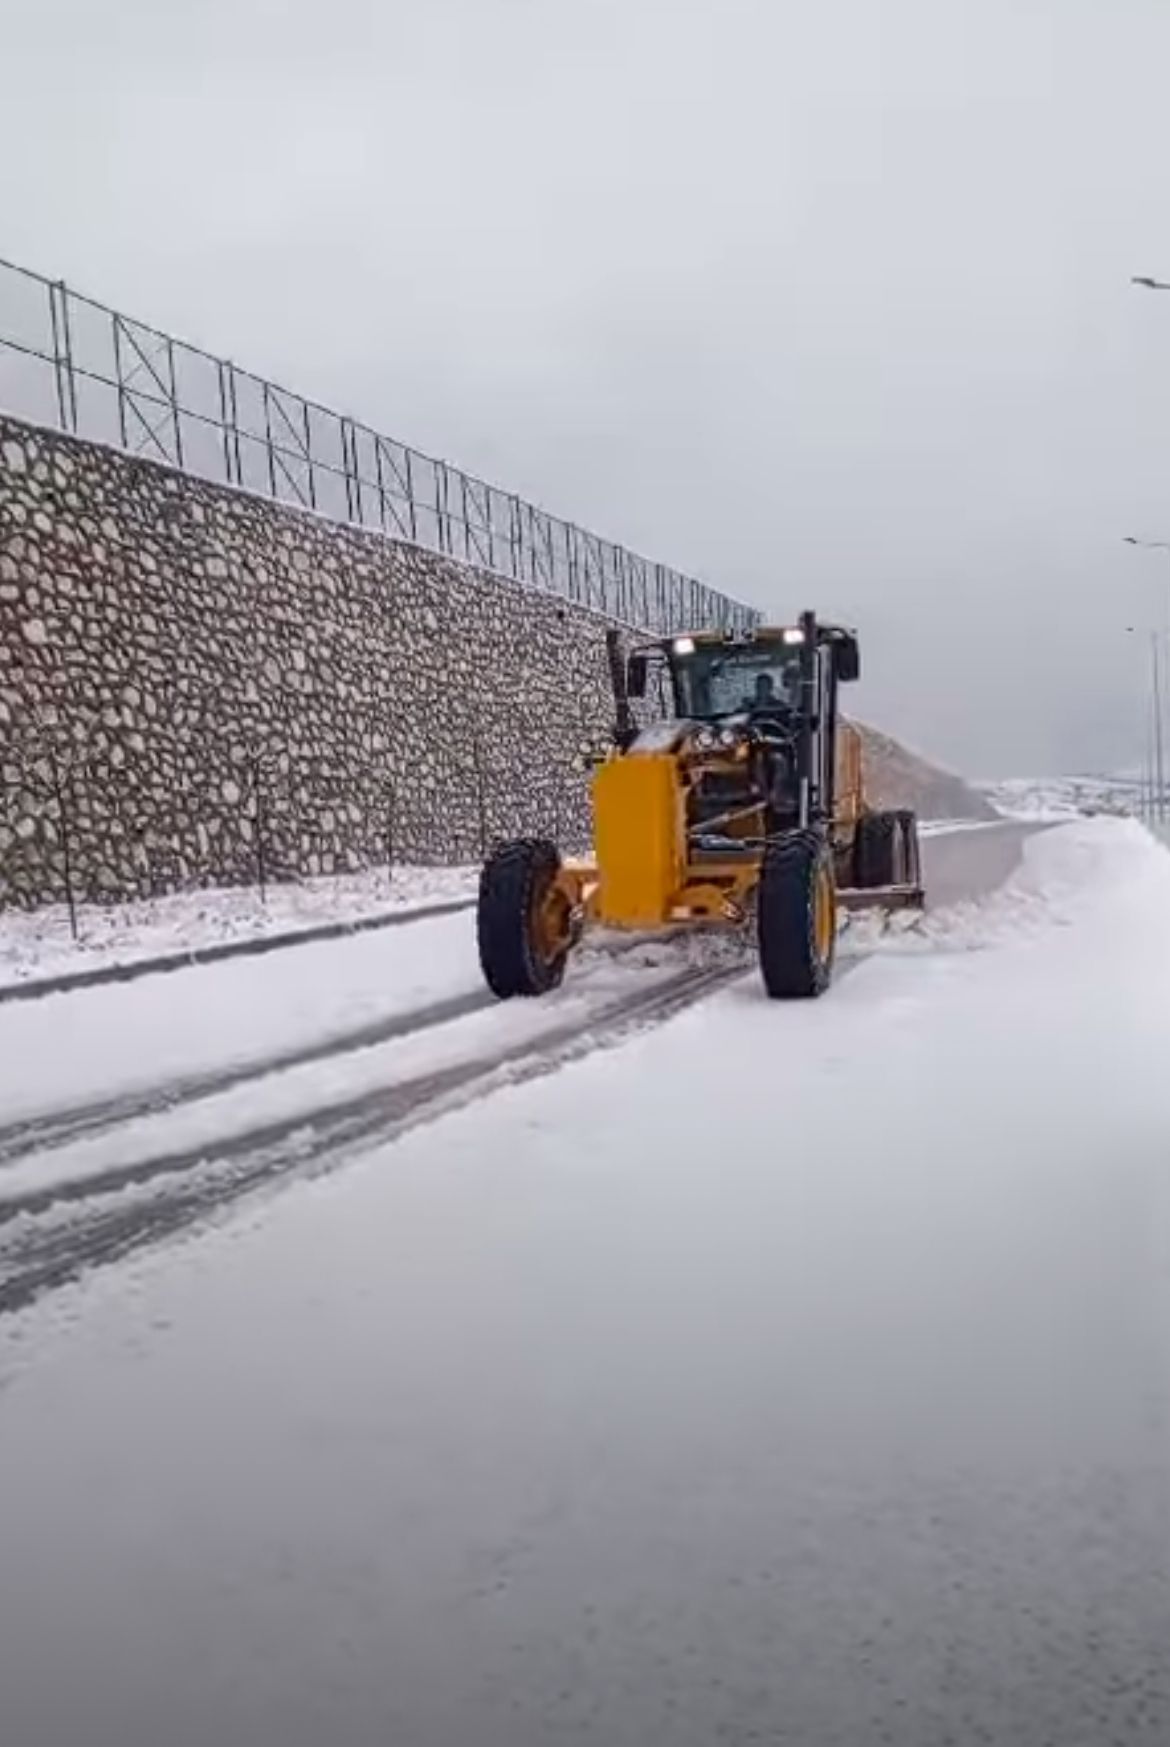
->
<box><xmin>477</xmin><ymin>611</ymin><xmax>923</xmax><ymax>1001</ymax></box>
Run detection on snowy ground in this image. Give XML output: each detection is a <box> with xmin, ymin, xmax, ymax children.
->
<box><xmin>0</xmin><ymin>818</ymin><xmax>1026</xmax><ymax>995</ymax></box>
<box><xmin>1</xmin><ymin>819</ymin><xmax>1168</xmax><ymax>1745</ymax></box>
<box><xmin>0</xmin><ymin>863</ymin><xmax>478</xmax><ymax>990</ymax></box>
<box><xmin>0</xmin><ymin>817</ymin><xmax>1025</xmax><ymax>994</ymax></box>
<box><xmin>984</xmin><ymin>772</ymin><xmax>1147</xmax><ymax>822</ymax></box>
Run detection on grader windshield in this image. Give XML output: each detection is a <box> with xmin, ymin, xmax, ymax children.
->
<box><xmin>671</xmin><ymin>637</ymin><xmax>803</xmax><ymax>719</ymax></box>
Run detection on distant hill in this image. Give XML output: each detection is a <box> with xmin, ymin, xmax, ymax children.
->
<box><xmin>980</xmin><ymin>775</ymin><xmax>1146</xmax><ymax>821</ymax></box>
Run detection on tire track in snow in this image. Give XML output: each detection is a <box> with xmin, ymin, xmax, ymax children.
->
<box><xmin>0</xmin><ymin>930</ymin><xmax>699</xmax><ymax>1169</ymax></box>
<box><xmin>0</xmin><ymin>961</ymin><xmax>738</xmax><ymax>1315</ymax></box>
<box><xmin>0</xmin><ymin>824</ymin><xmax>1045</xmax><ymax>1314</ymax></box>
<box><xmin>0</xmin><ymin>987</ymin><xmax>495</xmax><ymax>1167</ymax></box>
<box><xmin>0</xmin><ymin>826</ymin><xmax>1035</xmax><ymax>1171</ymax></box>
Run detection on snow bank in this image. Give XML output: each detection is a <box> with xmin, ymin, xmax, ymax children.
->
<box><xmin>852</xmin><ymin>815</ymin><xmax>1165</xmax><ymax>955</ymax></box>
<box><xmin>0</xmin><ymin>864</ymin><xmax>478</xmax><ymax>991</ymax></box>
<box><xmin>858</xmin><ymin>723</ymin><xmax>997</xmax><ymax>820</ymax></box>
<box><xmin>0</xmin><ymin>906</ymin><xmax>482</xmax><ymax>1123</ymax></box>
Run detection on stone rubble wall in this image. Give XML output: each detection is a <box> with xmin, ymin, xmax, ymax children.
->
<box><xmin>0</xmin><ymin>410</ymin><xmax>990</xmax><ymax>913</ymax></box>
<box><xmin>0</xmin><ymin>413</ymin><xmax>646</xmax><ymax>909</ymax></box>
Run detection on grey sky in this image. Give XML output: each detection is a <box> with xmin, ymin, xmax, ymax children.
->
<box><xmin>5</xmin><ymin>0</ymin><xmax>1170</xmax><ymax>775</ymax></box>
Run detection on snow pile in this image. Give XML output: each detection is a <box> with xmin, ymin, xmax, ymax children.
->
<box><xmin>850</xmin><ymin>815</ymin><xmax>1162</xmax><ymax>955</ymax></box>
<box><xmin>0</xmin><ymin>863</ymin><xmax>478</xmax><ymax>990</ymax></box>
<box><xmin>858</xmin><ymin>724</ymin><xmax>997</xmax><ymax>821</ymax></box>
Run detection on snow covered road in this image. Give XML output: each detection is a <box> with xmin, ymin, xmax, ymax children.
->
<box><xmin>1</xmin><ymin>818</ymin><xmax>1168</xmax><ymax>1745</ymax></box>
<box><xmin>0</xmin><ymin>824</ymin><xmax>1037</xmax><ymax>1310</ymax></box>
<box><xmin>0</xmin><ymin>822</ymin><xmax>1040</xmax><ymax>1119</ymax></box>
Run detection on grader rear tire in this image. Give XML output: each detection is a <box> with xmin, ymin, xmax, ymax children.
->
<box><xmin>758</xmin><ymin>831</ymin><xmax>837</xmax><ymax>999</ymax></box>
<box><xmin>854</xmin><ymin>811</ymin><xmax>899</xmax><ymax>888</ymax></box>
<box><xmin>478</xmin><ymin>838</ymin><xmax>571</xmax><ymax>999</ymax></box>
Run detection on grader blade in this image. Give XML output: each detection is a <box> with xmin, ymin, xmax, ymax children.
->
<box><xmin>837</xmin><ymin>882</ymin><xmax>926</xmax><ymax>914</ymax></box>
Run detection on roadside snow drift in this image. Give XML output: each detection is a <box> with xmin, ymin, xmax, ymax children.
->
<box><xmin>1</xmin><ymin>818</ymin><xmax>1169</xmax><ymax>1747</ymax></box>
<box><xmin>0</xmin><ymin>864</ymin><xmax>477</xmax><ymax>990</ymax></box>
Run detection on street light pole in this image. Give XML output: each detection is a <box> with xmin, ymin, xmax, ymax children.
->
<box><xmin>1152</xmin><ymin>656</ymin><xmax>1159</xmax><ymax>824</ymax></box>
<box><xmin>1125</xmin><ymin>279</ymin><xmax>1170</xmax><ymax>817</ymax></box>
<box><xmin>1123</xmin><ymin>537</ymin><xmax>1170</xmax><ymax>821</ymax></box>
<box><xmin>1124</xmin><ymin>623</ymin><xmax>1163</xmax><ymax>822</ymax></box>
<box><xmin>1152</xmin><ymin>634</ymin><xmax>1165</xmax><ymax>823</ymax></box>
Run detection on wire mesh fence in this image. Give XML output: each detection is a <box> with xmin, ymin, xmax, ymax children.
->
<box><xmin>0</xmin><ymin>254</ymin><xmax>755</xmax><ymax>637</ymax></box>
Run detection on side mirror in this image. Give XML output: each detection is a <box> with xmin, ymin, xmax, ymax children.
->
<box><xmin>835</xmin><ymin>637</ymin><xmax>860</xmax><ymax>683</ymax></box>
<box><xmin>626</xmin><ymin>653</ymin><xmax>648</xmax><ymax>699</ymax></box>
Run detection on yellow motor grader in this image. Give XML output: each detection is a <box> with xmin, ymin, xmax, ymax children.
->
<box><xmin>477</xmin><ymin>611</ymin><xmax>923</xmax><ymax>1000</ymax></box>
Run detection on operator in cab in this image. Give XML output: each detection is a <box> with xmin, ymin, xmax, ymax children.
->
<box><xmin>745</xmin><ymin>668</ymin><xmax>797</xmax><ymax>714</ymax></box>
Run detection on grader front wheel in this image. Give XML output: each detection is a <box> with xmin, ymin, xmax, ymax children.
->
<box><xmin>478</xmin><ymin>838</ymin><xmax>575</xmax><ymax>998</ymax></box>
<box><xmin>757</xmin><ymin>831</ymin><xmax>837</xmax><ymax>999</ymax></box>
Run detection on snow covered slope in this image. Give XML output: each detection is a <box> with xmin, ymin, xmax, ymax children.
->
<box><xmin>985</xmin><ymin>773</ymin><xmax>1147</xmax><ymax>820</ymax></box>
<box><xmin>859</xmin><ymin>723</ymin><xmax>997</xmax><ymax>820</ymax></box>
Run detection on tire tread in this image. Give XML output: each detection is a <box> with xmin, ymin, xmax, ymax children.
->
<box><xmin>757</xmin><ymin>829</ymin><xmax>835</xmax><ymax>999</ymax></box>
<box><xmin>478</xmin><ymin>838</ymin><xmax>567</xmax><ymax>999</ymax></box>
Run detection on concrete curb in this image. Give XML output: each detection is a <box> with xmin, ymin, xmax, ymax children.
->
<box><xmin>0</xmin><ymin>897</ymin><xmax>476</xmax><ymax>1009</ymax></box>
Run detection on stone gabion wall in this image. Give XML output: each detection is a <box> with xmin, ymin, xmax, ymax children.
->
<box><xmin>0</xmin><ymin>413</ymin><xmax>652</xmax><ymax>909</ymax></box>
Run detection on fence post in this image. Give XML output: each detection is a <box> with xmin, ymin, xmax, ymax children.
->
<box><xmin>165</xmin><ymin>336</ymin><xmax>184</xmax><ymax>468</ymax></box>
<box><xmin>385</xmin><ymin>779</ymin><xmax>397</xmax><ymax>889</ymax></box>
<box><xmin>47</xmin><ymin>281</ymin><xmax>77</xmax><ymax>435</ymax></box>
<box><xmin>302</xmin><ymin>402</ymin><xmax>317</xmax><ymax>511</ymax></box>
<box><xmin>403</xmin><ymin>447</ymin><xmax>418</xmax><ymax>543</ymax></box>
<box><xmin>251</xmin><ymin>754</ymin><xmax>268</xmax><ymax>905</ymax></box>
<box><xmin>50</xmin><ymin>751</ymin><xmax>79</xmax><ymax>942</ymax></box>
<box><xmin>470</xmin><ymin>731</ymin><xmax>489</xmax><ymax>860</ymax></box>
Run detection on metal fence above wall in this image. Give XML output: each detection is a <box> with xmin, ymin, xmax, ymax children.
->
<box><xmin>0</xmin><ymin>254</ymin><xmax>756</xmax><ymax>637</ymax></box>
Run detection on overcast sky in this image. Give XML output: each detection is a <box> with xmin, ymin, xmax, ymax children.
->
<box><xmin>5</xmin><ymin>0</ymin><xmax>1170</xmax><ymax>775</ymax></box>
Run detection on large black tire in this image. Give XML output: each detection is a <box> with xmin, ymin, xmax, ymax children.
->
<box><xmin>478</xmin><ymin>838</ymin><xmax>570</xmax><ymax>999</ymax></box>
<box><xmin>854</xmin><ymin>810</ymin><xmax>899</xmax><ymax>888</ymax></box>
<box><xmin>757</xmin><ymin>830</ymin><xmax>837</xmax><ymax>999</ymax></box>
